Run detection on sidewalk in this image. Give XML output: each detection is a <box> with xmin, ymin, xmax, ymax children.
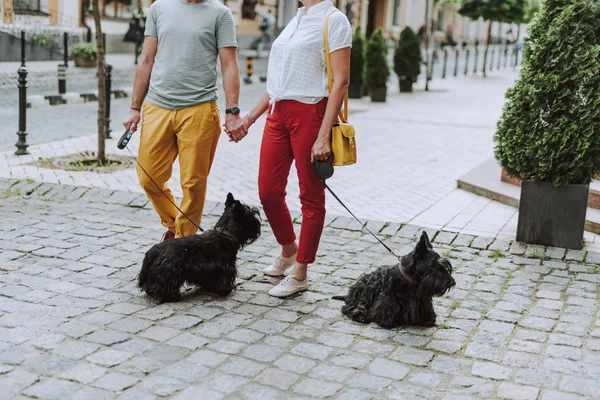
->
<box><xmin>1</xmin><ymin>68</ymin><xmax>600</xmax><ymax>249</ymax></box>
<box><xmin>0</xmin><ymin>177</ymin><xmax>599</xmax><ymax>399</ymax></box>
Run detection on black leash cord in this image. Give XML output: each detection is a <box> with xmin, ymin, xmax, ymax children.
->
<box><xmin>322</xmin><ymin>179</ymin><xmax>401</xmax><ymax>260</ymax></box>
<box><xmin>125</xmin><ymin>145</ymin><xmax>204</xmax><ymax>232</ymax></box>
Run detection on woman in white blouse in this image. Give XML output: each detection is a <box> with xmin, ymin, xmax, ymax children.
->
<box><xmin>229</xmin><ymin>0</ymin><xmax>352</xmax><ymax>298</ymax></box>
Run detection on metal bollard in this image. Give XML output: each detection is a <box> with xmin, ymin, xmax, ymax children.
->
<box><xmin>489</xmin><ymin>45</ymin><xmax>495</xmax><ymax>72</ymax></box>
<box><xmin>442</xmin><ymin>48</ymin><xmax>448</xmax><ymax>79</ymax></box>
<box><xmin>453</xmin><ymin>48</ymin><xmax>459</xmax><ymax>77</ymax></box>
<box><xmin>464</xmin><ymin>48</ymin><xmax>470</xmax><ymax>76</ymax></box>
<box><xmin>15</xmin><ymin>67</ymin><xmax>29</xmax><ymax>156</ymax></box>
<box><xmin>134</xmin><ymin>34</ymin><xmax>142</xmax><ymax>65</ymax></box>
<box><xmin>63</xmin><ymin>32</ymin><xmax>69</xmax><ymax>67</ymax></box>
<box><xmin>503</xmin><ymin>45</ymin><xmax>509</xmax><ymax>68</ymax></box>
<box><xmin>58</xmin><ymin>64</ymin><xmax>67</xmax><ymax>94</ymax></box>
<box><xmin>473</xmin><ymin>42</ymin><xmax>479</xmax><ymax>74</ymax></box>
<box><xmin>105</xmin><ymin>64</ymin><xmax>113</xmax><ymax>139</ymax></box>
<box><xmin>498</xmin><ymin>44</ymin><xmax>503</xmax><ymax>70</ymax></box>
<box><xmin>20</xmin><ymin>31</ymin><xmax>26</xmax><ymax>67</ymax></box>
<box><xmin>102</xmin><ymin>33</ymin><xmax>106</xmax><ymax>53</ymax></box>
<box><xmin>244</xmin><ymin>57</ymin><xmax>253</xmax><ymax>84</ymax></box>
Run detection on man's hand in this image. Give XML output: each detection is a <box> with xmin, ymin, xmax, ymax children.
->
<box><xmin>124</xmin><ymin>109</ymin><xmax>141</xmax><ymax>133</ymax></box>
<box><xmin>311</xmin><ymin>136</ymin><xmax>332</xmax><ymax>163</ymax></box>
<box><xmin>225</xmin><ymin>114</ymin><xmax>248</xmax><ymax>143</ymax></box>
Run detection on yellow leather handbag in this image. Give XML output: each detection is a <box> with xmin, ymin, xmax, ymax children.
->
<box><xmin>325</xmin><ymin>11</ymin><xmax>357</xmax><ymax>167</ymax></box>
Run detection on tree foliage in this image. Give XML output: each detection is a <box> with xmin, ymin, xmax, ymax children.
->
<box><xmin>459</xmin><ymin>0</ymin><xmax>525</xmax><ymax>23</ymax></box>
<box><xmin>494</xmin><ymin>0</ymin><xmax>600</xmax><ymax>186</ymax></box>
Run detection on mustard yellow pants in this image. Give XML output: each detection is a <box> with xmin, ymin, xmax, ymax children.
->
<box><xmin>138</xmin><ymin>101</ymin><xmax>221</xmax><ymax>238</ymax></box>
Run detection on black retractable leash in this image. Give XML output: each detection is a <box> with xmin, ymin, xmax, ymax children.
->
<box><xmin>117</xmin><ymin>130</ymin><xmax>204</xmax><ymax>232</ymax></box>
<box><xmin>314</xmin><ymin>157</ymin><xmax>401</xmax><ymax>261</ymax></box>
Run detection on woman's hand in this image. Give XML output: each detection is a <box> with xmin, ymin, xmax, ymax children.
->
<box><xmin>311</xmin><ymin>135</ymin><xmax>332</xmax><ymax>162</ymax></box>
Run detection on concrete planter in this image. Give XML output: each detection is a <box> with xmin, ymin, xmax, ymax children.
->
<box><xmin>348</xmin><ymin>84</ymin><xmax>363</xmax><ymax>99</ymax></box>
<box><xmin>369</xmin><ymin>86</ymin><xmax>387</xmax><ymax>102</ymax></box>
<box><xmin>74</xmin><ymin>56</ymin><xmax>96</xmax><ymax>68</ymax></box>
<box><xmin>399</xmin><ymin>78</ymin><xmax>414</xmax><ymax>93</ymax></box>
<box><xmin>517</xmin><ymin>180</ymin><xmax>589</xmax><ymax>249</ymax></box>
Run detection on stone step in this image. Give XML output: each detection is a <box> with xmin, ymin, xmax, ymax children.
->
<box><xmin>500</xmin><ymin>166</ymin><xmax>600</xmax><ymax>210</ymax></box>
<box><xmin>458</xmin><ymin>157</ymin><xmax>600</xmax><ymax>234</ymax></box>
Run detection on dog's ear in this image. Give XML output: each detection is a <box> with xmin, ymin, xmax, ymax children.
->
<box><xmin>415</xmin><ymin>231</ymin><xmax>432</xmax><ymax>258</ymax></box>
<box><xmin>225</xmin><ymin>193</ymin><xmax>235</xmax><ymax>207</ymax></box>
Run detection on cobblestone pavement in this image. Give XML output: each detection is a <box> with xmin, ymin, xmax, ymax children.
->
<box><xmin>1</xmin><ymin>178</ymin><xmax>599</xmax><ymax>400</ymax></box>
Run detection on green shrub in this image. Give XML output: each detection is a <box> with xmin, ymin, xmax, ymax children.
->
<box><xmin>350</xmin><ymin>28</ymin><xmax>366</xmax><ymax>87</ymax></box>
<box><xmin>494</xmin><ymin>0</ymin><xmax>600</xmax><ymax>186</ymax></box>
<box><xmin>365</xmin><ymin>29</ymin><xmax>390</xmax><ymax>88</ymax></box>
<box><xmin>71</xmin><ymin>43</ymin><xmax>97</xmax><ymax>61</ymax></box>
<box><xmin>32</xmin><ymin>33</ymin><xmax>57</xmax><ymax>48</ymax></box>
<box><xmin>393</xmin><ymin>27</ymin><xmax>422</xmax><ymax>81</ymax></box>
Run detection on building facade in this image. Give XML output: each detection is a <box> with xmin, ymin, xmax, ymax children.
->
<box><xmin>0</xmin><ymin>0</ymin><xmax>519</xmax><ymax>47</ymax></box>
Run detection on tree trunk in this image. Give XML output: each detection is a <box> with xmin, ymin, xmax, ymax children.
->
<box><xmin>514</xmin><ymin>24</ymin><xmax>521</xmax><ymax>68</ymax></box>
<box><xmin>482</xmin><ymin>20</ymin><xmax>492</xmax><ymax>77</ymax></box>
<box><xmin>91</xmin><ymin>0</ymin><xmax>106</xmax><ymax>164</ymax></box>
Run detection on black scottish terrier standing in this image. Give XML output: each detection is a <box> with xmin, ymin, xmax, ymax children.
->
<box><xmin>138</xmin><ymin>193</ymin><xmax>261</xmax><ymax>303</ymax></box>
<box><xmin>334</xmin><ymin>232</ymin><xmax>455</xmax><ymax>329</ymax></box>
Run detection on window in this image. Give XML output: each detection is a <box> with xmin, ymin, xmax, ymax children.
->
<box><xmin>392</xmin><ymin>0</ymin><xmax>401</xmax><ymax>26</ymax></box>
<box><xmin>14</xmin><ymin>0</ymin><xmax>41</xmax><ymax>12</ymax></box>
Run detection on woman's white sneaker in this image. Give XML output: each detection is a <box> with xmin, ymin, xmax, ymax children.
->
<box><xmin>268</xmin><ymin>275</ymin><xmax>309</xmax><ymax>298</ymax></box>
<box><xmin>263</xmin><ymin>253</ymin><xmax>296</xmax><ymax>277</ymax></box>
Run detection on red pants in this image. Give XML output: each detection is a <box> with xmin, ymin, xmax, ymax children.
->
<box><xmin>258</xmin><ymin>99</ymin><xmax>327</xmax><ymax>264</ymax></box>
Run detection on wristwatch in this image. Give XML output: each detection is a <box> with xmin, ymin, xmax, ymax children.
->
<box><xmin>225</xmin><ymin>107</ymin><xmax>240</xmax><ymax>115</ymax></box>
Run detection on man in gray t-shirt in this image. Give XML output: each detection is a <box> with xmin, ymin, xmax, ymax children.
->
<box><xmin>124</xmin><ymin>0</ymin><xmax>247</xmax><ymax>241</ymax></box>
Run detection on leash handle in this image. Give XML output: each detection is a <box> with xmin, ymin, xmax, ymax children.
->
<box><xmin>322</xmin><ymin>180</ymin><xmax>400</xmax><ymax>260</ymax></box>
<box><xmin>124</xmin><ymin>145</ymin><xmax>204</xmax><ymax>233</ymax></box>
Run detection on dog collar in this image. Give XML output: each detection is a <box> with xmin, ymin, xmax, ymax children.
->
<box><xmin>399</xmin><ymin>264</ymin><xmax>416</xmax><ymax>285</ymax></box>
<box><xmin>215</xmin><ymin>226</ymin><xmax>238</xmax><ymax>244</ymax></box>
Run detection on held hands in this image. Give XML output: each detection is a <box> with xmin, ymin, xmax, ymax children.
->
<box><xmin>123</xmin><ymin>109</ymin><xmax>141</xmax><ymax>133</ymax></box>
<box><xmin>224</xmin><ymin>114</ymin><xmax>251</xmax><ymax>143</ymax></box>
<box><xmin>311</xmin><ymin>135</ymin><xmax>332</xmax><ymax>163</ymax></box>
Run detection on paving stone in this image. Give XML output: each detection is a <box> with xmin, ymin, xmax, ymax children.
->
<box><xmin>464</xmin><ymin>343</ymin><xmax>501</xmax><ymax>362</ymax></box>
<box><xmin>348</xmin><ymin>372</ymin><xmax>391</xmax><ymax>391</ymax></box>
<box><xmin>186</xmin><ymin>349</ymin><xmax>230</xmax><ymax>367</ymax></box>
<box><xmin>137</xmin><ymin>376</ymin><xmax>186</xmax><ymax>397</ymax></box>
<box><xmin>86</xmin><ymin>350</ymin><xmax>133</xmax><ymax>367</ymax></box>
<box><xmin>541</xmin><ymin>390</ymin><xmax>585</xmax><ymax>400</ymax></box>
<box><xmin>85</xmin><ymin>330</ymin><xmax>130</xmax><ymax>346</ymax></box>
<box><xmin>497</xmin><ymin>382</ymin><xmax>540</xmax><ymax>400</ymax></box>
<box><xmin>368</xmin><ymin>358</ymin><xmax>410</xmax><ymax>380</ymax></box>
<box><xmin>23</xmin><ymin>378</ymin><xmax>82</xmax><ymax>400</ymax></box>
<box><xmin>316</xmin><ymin>332</ymin><xmax>355</xmax><ymax>349</ymax></box>
<box><xmin>472</xmin><ymin>362</ymin><xmax>513</xmax><ymax>380</ymax></box>
<box><xmin>329</xmin><ymin>350</ymin><xmax>373</xmax><ymax>369</ymax></box>
<box><xmin>291</xmin><ymin>343</ymin><xmax>333</xmax><ymax>361</ymax></box>
<box><xmin>194</xmin><ymin>373</ymin><xmax>248</xmax><ymax>394</ymax></box>
<box><xmin>139</xmin><ymin>326</ymin><xmax>182</xmax><ymax>342</ymax></box>
<box><xmin>546</xmin><ymin>345</ymin><xmax>582</xmax><ymax>361</ymax></box>
<box><xmin>426</xmin><ymin>339</ymin><xmax>463</xmax><ymax>354</ymax></box>
<box><xmin>52</xmin><ymin>341</ymin><xmax>100</xmax><ymax>360</ymax></box>
<box><xmin>208</xmin><ymin>340</ymin><xmax>247</xmax><ymax>355</ymax></box>
<box><xmin>559</xmin><ymin>375</ymin><xmax>600</xmax><ymax>398</ymax></box>
<box><xmin>57</xmin><ymin>362</ymin><xmax>107</xmax><ymax>384</ymax></box>
<box><xmin>519</xmin><ymin>316</ymin><xmax>556</xmax><ymax>332</ymax></box>
<box><xmin>293</xmin><ymin>378</ymin><xmax>343</xmax><ymax>398</ymax></box>
<box><xmin>92</xmin><ymin>372</ymin><xmax>139</xmax><ymax>392</ymax></box>
<box><xmin>515</xmin><ymin>368</ymin><xmax>560</xmax><ymax>389</ymax></box>
<box><xmin>255</xmin><ymin>368</ymin><xmax>300</xmax><ymax>390</ymax></box>
<box><xmin>448</xmin><ymin>376</ymin><xmax>495</xmax><ymax>398</ymax></box>
<box><xmin>390</xmin><ymin>346</ymin><xmax>435</xmax><ymax>366</ymax></box>
<box><xmin>273</xmin><ymin>354</ymin><xmax>316</xmax><ymax>375</ymax></box>
<box><xmin>242</xmin><ymin>345</ymin><xmax>283</xmax><ymax>363</ymax></box>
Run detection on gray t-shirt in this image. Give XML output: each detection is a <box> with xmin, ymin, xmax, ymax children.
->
<box><xmin>145</xmin><ymin>0</ymin><xmax>237</xmax><ymax>110</ymax></box>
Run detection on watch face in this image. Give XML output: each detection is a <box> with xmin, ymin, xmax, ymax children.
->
<box><xmin>231</xmin><ymin>107</ymin><xmax>240</xmax><ymax>115</ymax></box>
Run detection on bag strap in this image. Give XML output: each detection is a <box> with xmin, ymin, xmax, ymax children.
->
<box><xmin>324</xmin><ymin>10</ymin><xmax>349</xmax><ymax>124</ymax></box>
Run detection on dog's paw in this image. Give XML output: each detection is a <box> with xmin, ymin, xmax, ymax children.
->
<box><xmin>350</xmin><ymin>306</ymin><xmax>368</xmax><ymax>323</ymax></box>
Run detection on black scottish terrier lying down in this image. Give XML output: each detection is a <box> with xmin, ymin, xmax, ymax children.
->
<box><xmin>334</xmin><ymin>232</ymin><xmax>455</xmax><ymax>329</ymax></box>
<box><xmin>138</xmin><ymin>193</ymin><xmax>261</xmax><ymax>303</ymax></box>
